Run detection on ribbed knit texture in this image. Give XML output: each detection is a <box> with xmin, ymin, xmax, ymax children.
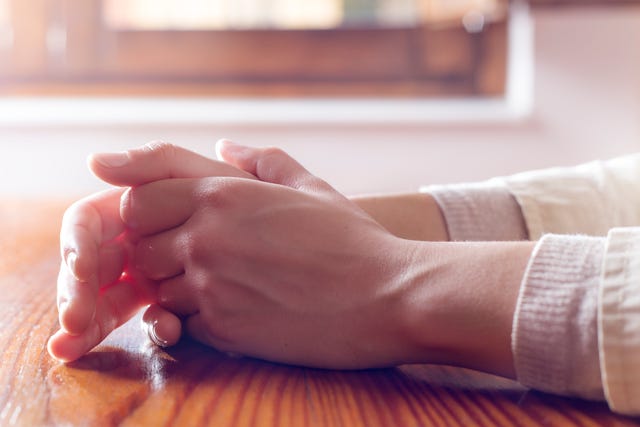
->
<box><xmin>513</xmin><ymin>234</ymin><xmax>605</xmax><ymax>400</ymax></box>
<box><xmin>600</xmin><ymin>227</ymin><xmax>640</xmax><ymax>415</ymax></box>
<box><xmin>425</xmin><ymin>181</ymin><xmax>529</xmax><ymax>241</ymax></box>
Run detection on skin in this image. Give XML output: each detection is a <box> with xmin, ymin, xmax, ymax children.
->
<box><xmin>49</xmin><ymin>142</ymin><xmax>256</xmax><ymax>361</ymax></box>
<box><xmin>49</xmin><ymin>141</ymin><xmax>449</xmax><ymax>361</ymax></box>
<box><xmin>350</xmin><ymin>192</ymin><xmax>449</xmax><ymax>242</ymax></box>
<box><xmin>49</xmin><ymin>141</ymin><xmax>534</xmax><ymax>379</ymax></box>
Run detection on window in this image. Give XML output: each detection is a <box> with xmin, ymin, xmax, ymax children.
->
<box><xmin>104</xmin><ymin>0</ymin><xmax>346</xmax><ymax>30</ymax></box>
<box><xmin>0</xmin><ymin>0</ymin><xmax>508</xmax><ymax>97</ymax></box>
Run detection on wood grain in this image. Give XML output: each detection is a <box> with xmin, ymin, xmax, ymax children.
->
<box><xmin>1</xmin><ymin>200</ymin><xmax>639</xmax><ymax>427</ymax></box>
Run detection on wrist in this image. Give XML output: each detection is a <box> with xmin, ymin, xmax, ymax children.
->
<box><xmin>393</xmin><ymin>240</ymin><xmax>534</xmax><ymax>377</ymax></box>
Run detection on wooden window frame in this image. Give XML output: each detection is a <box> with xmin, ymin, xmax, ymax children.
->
<box><xmin>0</xmin><ymin>0</ymin><xmax>507</xmax><ymax>97</ymax></box>
<box><xmin>530</xmin><ymin>0</ymin><xmax>640</xmax><ymax>5</ymax></box>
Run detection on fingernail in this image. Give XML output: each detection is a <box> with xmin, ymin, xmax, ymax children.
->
<box><xmin>120</xmin><ymin>188</ymin><xmax>138</xmax><ymax>229</ymax></box>
<box><xmin>66</xmin><ymin>251</ymin><xmax>79</xmax><ymax>279</ymax></box>
<box><xmin>215</xmin><ymin>139</ymin><xmax>232</xmax><ymax>159</ymax></box>
<box><xmin>217</xmin><ymin>139</ymin><xmax>247</xmax><ymax>157</ymax></box>
<box><xmin>59</xmin><ymin>299</ymin><xmax>69</xmax><ymax>315</ymax></box>
<box><xmin>93</xmin><ymin>151</ymin><xmax>130</xmax><ymax>168</ymax></box>
<box><xmin>217</xmin><ymin>138</ymin><xmax>235</xmax><ymax>147</ymax></box>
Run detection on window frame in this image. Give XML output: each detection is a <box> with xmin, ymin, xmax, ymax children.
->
<box><xmin>0</xmin><ymin>0</ymin><xmax>508</xmax><ymax>98</ymax></box>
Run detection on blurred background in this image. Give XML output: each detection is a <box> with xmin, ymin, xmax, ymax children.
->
<box><xmin>0</xmin><ymin>0</ymin><xmax>638</xmax><ymax>197</ymax></box>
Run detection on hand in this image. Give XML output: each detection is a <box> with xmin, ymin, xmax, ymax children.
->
<box><xmin>136</xmin><ymin>142</ymin><xmax>534</xmax><ymax>376</ymax></box>
<box><xmin>129</xmin><ymin>142</ymin><xmax>420</xmax><ymax>369</ymax></box>
<box><xmin>48</xmin><ymin>142</ymin><xmax>255</xmax><ymax>362</ymax></box>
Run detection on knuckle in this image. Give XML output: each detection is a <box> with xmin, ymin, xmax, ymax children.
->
<box><xmin>180</xmin><ymin>230</ymin><xmax>207</xmax><ymax>262</ymax></box>
<box><xmin>259</xmin><ymin>147</ymin><xmax>287</xmax><ymax>166</ymax></box>
<box><xmin>185</xmin><ymin>271</ymin><xmax>207</xmax><ymax>295</ymax></box>
<box><xmin>196</xmin><ymin>178</ymin><xmax>239</xmax><ymax>208</ymax></box>
<box><xmin>142</xmin><ymin>140</ymin><xmax>177</xmax><ymax>162</ymax></box>
<box><xmin>196</xmin><ymin>180</ymin><xmax>222</xmax><ymax>204</ymax></box>
<box><xmin>262</xmin><ymin>146</ymin><xmax>286</xmax><ymax>158</ymax></box>
<box><xmin>180</xmin><ymin>229</ymin><xmax>224</xmax><ymax>279</ymax></box>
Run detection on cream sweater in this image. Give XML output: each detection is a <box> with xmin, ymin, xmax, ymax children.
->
<box><xmin>425</xmin><ymin>153</ymin><xmax>640</xmax><ymax>415</ymax></box>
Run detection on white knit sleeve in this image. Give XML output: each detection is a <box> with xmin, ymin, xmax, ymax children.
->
<box><xmin>599</xmin><ymin>227</ymin><xmax>640</xmax><ymax>415</ymax></box>
<box><xmin>503</xmin><ymin>154</ymin><xmax>640</xmax><ymax>239</ymax></box>
<box><xmin>512</xmin><ymin>234</ymin><xmax>605</xmax><ymax>401</ymax></box>
<box><xmin>422</xmin><ymin>180</ymin><xmax>528</xmax><ymax>241</ymax></box>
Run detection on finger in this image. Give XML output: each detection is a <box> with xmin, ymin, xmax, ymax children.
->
<box><xmin>157</xmin><ymin>275</ymin><xmax>199</xmax><ymax>316</ymax></box>
<box><xmin>184</xmin><ymin>313</ymin><xmax>233</xmax><ymax>352</ymax></box>
<box><xmin>59</xmin><ymin>189</ymin><xmax>128</xmax><ymax>335</ymax></box>
<box><xmin>98</xmin><ymin>240</ymin><xmax>126</xmax><ymax>286</ymax></box>
<box><xmin>142</xmin><ymin>304</ymin><xmax>182</xmax><ymax>347</ymax></box>
<box><xmin>184</xmin><ymin>314</ymin><xmax>211</xmax><ymax>346</ymax></box>
<box><xmin>215</xmin><ymin>139</ymin><xmax>331</xmax><ymax>194</ymax></box>
<box><xmin>89</xmin><ymin>141</ymin><xmax>255</xmax><ymax>187</ymax></box>
<box><xmin>57</xmin><ymin>241</ymin><xmax>127</xmax><ymax>336</ymax></box>
<box><xmin>48</xmin><ymin>275</ymin><xmax>156</xmax><ymax>362</ymax></box>
<box><xmin>135</xmin><ymin>229</ymin><xmax>184</xmax><ymax>281</ymax></box>
<box><xmin>48</xmin><ymin>329</ymin><xmax>93</xmax><ymax>363</ymax></box>
<box><xmin>57</xmin><ymin>263</ymin><xmax>97</xmax><ymax>336</ymax></box>
<box><xmin>60</xmin><ymin>188</ymin><xmax>126</xmax><ymax>282</ymax></box>
<box><xmin>120</xmin><ymin>179</ymin><xmax>197</xmax><ymax>235</ymax></box>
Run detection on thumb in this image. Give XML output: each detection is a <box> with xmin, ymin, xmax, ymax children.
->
<box><xmin>215</xmin><ymin>139</ymin><xmax>332</xmax><ymax>193</ymax></box>
<box><xmin>89</xmin><ymin>141</ymin><xmax>255</xmax><ymax>187</ymax></box>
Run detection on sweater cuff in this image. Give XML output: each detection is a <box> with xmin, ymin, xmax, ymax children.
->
<box><xmin>512</xmin><ymin>234</ymin><xmax>605</xmax><ymax>401</ymax></box>
<box><xmin>423</xmin><ymin>180</ymin><xmax>528</xmax><ymax>241</ymax></box>
<box><xmin>600</xmin><ymin>227</ymin><xmax>640</xmax><ymax>415</ymax></box>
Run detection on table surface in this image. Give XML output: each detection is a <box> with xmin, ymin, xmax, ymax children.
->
<box><xmin>1</xmin><ymin>201</ymin><xmax>639</xmax><ymax>427</ymax></box>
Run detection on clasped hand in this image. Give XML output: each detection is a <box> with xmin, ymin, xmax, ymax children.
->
<box><xmin>48</xmin><ymin>140</ymin><xmax>419</xmax><ymax>369</ymax></box>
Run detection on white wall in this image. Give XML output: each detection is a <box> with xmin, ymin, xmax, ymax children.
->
<box><xmin>0</xmin><ymin>5</ymin><xmax>639</xmax><ymax>198</ymax></box>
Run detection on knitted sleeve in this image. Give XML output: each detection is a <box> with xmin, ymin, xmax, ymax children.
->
<box><xmin>423</xmin><ymin>153</ymin><xmax>640</xmax><ymax>415</ymax></box>
<box><xmin>513</xmin><ymin>228</ymin><xmax>640</xmax><ymax>416</ymax></box>
<box><xmin>504</xmin><ymin>154</ymin><xmax>640</xmax><ymax>239</ymax></box>
<box><xmin>422</xmin><ymin>180</ymin><xmax>528</xmax><ymax>241</ymax></box>
<box><xmin>423</xmin><ymin>182</ymin><xmax>606</xmax><ymax>402</ymax></box>
<box><xmin>512</xmin><ymin>234</ymin><xmax>605</xmax><ymax>401</ymax></box>
<box><xmin>598</xmin><ymin>227</ymin><xmax>640</xmax><ymax>415</ymax></box>
<box><xmin>502</xmin><ymin>154</ymin><xmax>640</xmax><ymax>413</ymax></box>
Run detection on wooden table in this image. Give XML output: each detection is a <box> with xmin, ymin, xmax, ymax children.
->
<box><xmin>1</xmin><ymin>201</ymin><xmax>639</xmax><ymax>427</ymax></box>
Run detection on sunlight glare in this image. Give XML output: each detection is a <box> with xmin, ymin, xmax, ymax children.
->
<box><xmin>104</xmin><ymin>0</ymin><xmax>345</xmax><ymax>30</ymax></box>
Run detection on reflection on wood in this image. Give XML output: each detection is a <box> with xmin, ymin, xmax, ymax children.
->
<box><xmin>0</xmin><ymin>201</ymin><xmax>639</xmax><ymax>426</ymax></box>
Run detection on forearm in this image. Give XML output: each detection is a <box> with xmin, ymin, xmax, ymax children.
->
<box><xmin>350</xmin><ymin>192</ymin><xmax>449</xmax><ymax>241</ymax></box>
<box><xmin>353</xmin><ymin>190</ymin><xmax>533</xmax><ymax>377</ymax></box>
<box><xmin>351</xmin><ymin>184</ymin><xmax>528</xmax><ymax>244</ymax></box>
